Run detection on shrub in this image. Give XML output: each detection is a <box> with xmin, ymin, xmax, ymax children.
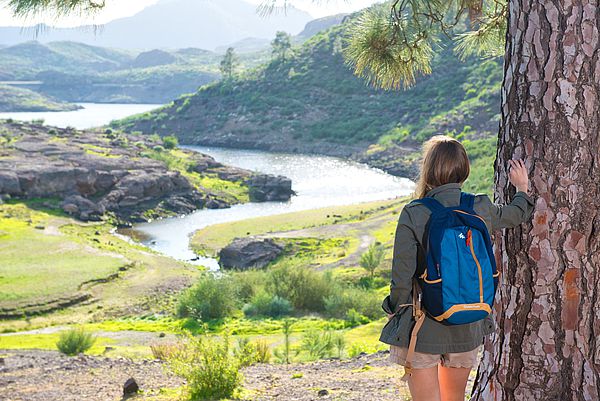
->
<box><xmin>324</xmin><ymin>287</ymin><xmax>381</xmax><ymax>321</ymax></box>
<box><xmin>332</xmin><ymin>332</ymin><xmax>346</xmax><ymax>359</ymax></box>
<box><xmin>233</xmin><ymin>337</ymin><xmax>271</xmax><ymax>366</ymax></box>
<box><xmin>153</xmin><ymin>145</ymin><xmax>165</xmax><ymax>152</ymax></box>
<box><xmin>300</xmin><ymin>329</ymin><xmax>334</xmax><ymax>359</ymax></box>
<box><xmin>177</xmin><ymin>273</ymin><xmax>239</xmax><ymax>321</ymax></box>
<box><xmin>56</xmin><ymin>328</ymin><xmax>96</xmax><ymax>356</ymax></box>
<box><xmin>230</xmin><ymin>270</ymin><xmax>267</xmax><ymax>303</ymax></box>
<box><xmin>345</xmin><ymin>308</ymin><xmax>371</xmax><ymax>326</ymax></box>
<box><xmin>255</xmin><ymin>339</ymin><xmax>271</xmax><ymax>363</ymax></box>
<box><xmin>234</xmin><ymin>338</ymin><xmax>259</xmax><ymax>367</ymax></box>
<box><xmin>242</xmin><ymin>291</ymin><xmax>293</xmax><ymax>318</ymax></box>
<box><xmin>163</xmin><ymin>135</ymin><xmax>179</xmax><ymax>149</ymax></box>
<box><xmin>267</xmin><ymin>260</ymin><xmax>334</xmax><ymax>312</ymax></box>
<box><xmin>150</xmin><ymin>342</ymin><xmax>182</xmax><ymax>361</ymax></box>
<box><xmin>168</xmin><ymin>332</ymin><xmax>242</xmax><ymax>400</ymax></box>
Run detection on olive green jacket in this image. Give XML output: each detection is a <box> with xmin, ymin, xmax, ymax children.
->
<box><xmin>379</xmin><ymin>183</ymin><xmax>535</xmax><ymax>354</ymax></box>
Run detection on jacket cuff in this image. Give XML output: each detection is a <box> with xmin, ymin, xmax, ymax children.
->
<box><xmin>381</xmin><ymin>295</ymin><xmax>394</xmax><ymax>314</ymax></box>
<box><xmin>514</xmin><ymin>191</ymin><xmax>534</xmax><ymax>206</ymax></box>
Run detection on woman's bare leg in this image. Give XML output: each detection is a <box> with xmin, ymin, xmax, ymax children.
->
<box><xmin>407</xmin><ymin>365</ymin><xmax>441</xmax><ymax>401</ymax></box>
<box><xmin>438</xmin><ymin>365</ymin><xmax>471</xmax><ymax>401</ymax></box>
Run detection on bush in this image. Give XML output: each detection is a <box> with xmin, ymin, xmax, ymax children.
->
<box><xmin>267</xmin><ymin>260</ymin><xmax>334</xmax><ymax>312</ymax></box>
<box><xmin>150</xmin><ymin>342</ymin><xmax>182</xmax><ymax>361</ymax></box>
<box><xmin>168</xmin><ymin>332</ymin><xmax>242</xmax><ymax>400</ymax></box>
<box><xmin>230</xmin><ymin>270</ymin><xmax>267</xmax><ymax>303</ymax></box>
<box><xmin>56</xmin><ymin>328</ymin><xmax>96</xmax><ymax>356</ymax></box>
<box><xmin>242</xmin><ymin>291</ymin><xmax>293</xmax><ymax>318</ymax></box>
<box><xmin>177</xmin><ymin>273</ymin><xmax>239</xmax><ymax>321</ymax></box>
<box><xmin>324</xmin><ymin>287</ymin><xmax>381</xmax><ymax>321</ymax></box>
<box><xmin>163</xmin><ymin>135</ymin><xmax>179</xmax><ymax>149</ymax></box>
<box><xmin>300</xmin><ymin>329</ymin><xmax>334</xmax><ymax>359</ymax></box>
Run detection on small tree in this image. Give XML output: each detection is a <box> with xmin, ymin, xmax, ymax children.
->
<box><xmin>273</xmin><ymin>318</ymin><xmax>296</xmax><ymax>364</ymax></box>
<box><xmin>271</xmin><ymin>31</ymin><xmax>292</xmax><ymax>62</ymax></box>
<box><xmin>359</xmin><ymin>242</ymin><xmax>384</xmax><ymax>279</ymax></box>
<box><xmin>219</xmin><ymin>47</ymin><xmax>238</xmax><ymax>79</ymax></box>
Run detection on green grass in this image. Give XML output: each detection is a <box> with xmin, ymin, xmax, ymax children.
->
<box><xmin>142</xmin><ymin>148</ymin><xmax>250</xmax><ymax>203</ymax></box>
<box><xmin>0</xmin><ymin>204</ymin><xmax>126</xmax><ymax>306</ymax></box>
<box><xmin>0</xmin><ymin>332</ymin><xmax>114</xmax><ymax>355</ymax></box>
<box><xmin>191</xmin><ymin>197</ymin><xmax>407</xmax><ymax>254</ymax></box>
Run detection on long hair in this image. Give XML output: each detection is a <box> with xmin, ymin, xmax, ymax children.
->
<box><xmin>413</xmin><ymin>135</ymin><xmax>470</xmax><ymax>199</ymax></box>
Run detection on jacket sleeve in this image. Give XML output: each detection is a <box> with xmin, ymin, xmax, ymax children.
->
<box><xmin>477</xmin><ymin>191</ymin><xmax>535</xmax><ymax>230</ymax></box>
<box><xmin>381</xmin><ymin>206</ymin><xmax>419</xmax><ymax>315</ymax></box>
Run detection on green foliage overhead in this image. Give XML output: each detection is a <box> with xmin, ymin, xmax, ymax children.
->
<box><xmin>343</xmin><ymin>0</ymin><xmax>507</xmax><ymax>89</ymax></box>
<box><xmin>6</xmin><ymin>0</ymin><xmax>104</xmax><ymax>17</ymax></box>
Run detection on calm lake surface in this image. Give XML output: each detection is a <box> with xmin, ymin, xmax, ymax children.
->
<box><xmin>0</xmin><ymin>103</ymin><xmax>161</xmax><ymax>129</ymax></box>
<box><xmin>132</xmin><ymin>146</ymin><xmax>414</xmax><ymax>268</ymax></box>
<box><xmin>2</xmin><ymin>103</ymin><xmax>414</xmax><ymax>268</ymax></box>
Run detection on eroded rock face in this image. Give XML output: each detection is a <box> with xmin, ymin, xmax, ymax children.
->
<box><xmin>0</xmin><ymin>122</ymin><xmax>239</xmax><ymax>222</ymax></box>
<box><xmin>219</xmin><ymin>237</ymin><xmax>284</xmax><ymax>269</ymax></box>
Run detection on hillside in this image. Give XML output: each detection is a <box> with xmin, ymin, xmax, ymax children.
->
<box><xmin>0</xmin><ymin>0</ymin><xmax>312</xmax><ymax>50</ymax></box>
<box><xmin>0</xmin><ymin>85</ymin><xmax>80</xmax><ymax>112</ymax></box>
<box><xmin>113</xmin><ymin>18</ymin><xmax>502</xmax><ymax>181</ymax></box>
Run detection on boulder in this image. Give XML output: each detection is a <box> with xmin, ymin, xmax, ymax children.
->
<box><xmin>123</xmin><ymin>377</ymin><xmax>139</xmax><ymax>395</ymax></box>
<box><xmin>219</xmin><ymin>237</ymin><xmax>284</xmax><ymax>269</ymax></box>
<box><xmin>246</xmin><ymin>173</ymin><xmax>295</xmax><ymax>202</ymax></box>
<box><xmin>0</xmin><ymin>171</ymin><xmax>22</xmax><ymax>195</ymax></box>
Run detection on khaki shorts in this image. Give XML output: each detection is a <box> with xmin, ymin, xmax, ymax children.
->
<box><xmin>389</xmin><ymin>345</ymin><xmax>481</xmax><ymax>369</ymax></box>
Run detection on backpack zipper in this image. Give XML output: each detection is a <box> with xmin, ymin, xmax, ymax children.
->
<box><xmin>467</xmin><ymin>229</ymin><xmax>484</xmax><ymax>303</ymax></box>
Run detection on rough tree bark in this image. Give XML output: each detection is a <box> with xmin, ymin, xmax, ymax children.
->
<box><xmin>471</xmin><ymin>1</ymin><xmax>600</xmax><ymax>400</ymax></box>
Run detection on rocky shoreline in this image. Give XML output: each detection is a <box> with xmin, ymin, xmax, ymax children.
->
<box><xmin>0</xmin><ymin>121</ymin><xmax>294</xmax><ymax>223</ymax></box>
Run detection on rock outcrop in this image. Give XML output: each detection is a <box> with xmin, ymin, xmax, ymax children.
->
<box><xmin>0</xmin><ymin>121</ymin><xmax>292</xmax><ymax>223</ymax></box>
<box><xmin>219</xmin><ymin>237</ymin><xmax>284</xmax><ymax>269</ymax></box>
<box><xmin>246</xmin><ymin>174</ymin><xmax>295</xmax><ymax>202</ymax></box>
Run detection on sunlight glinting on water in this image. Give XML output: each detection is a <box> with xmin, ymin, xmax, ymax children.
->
<box><xmin>133</xmin><ymin>145</ymin><xmax>415</xmax><ymax>267</ymax></box>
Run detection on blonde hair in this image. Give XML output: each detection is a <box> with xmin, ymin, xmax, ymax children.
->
<box><xmin>414</xmin><ymin>135</ymin><xmax>470</xmax><ymax>199</ymax></box>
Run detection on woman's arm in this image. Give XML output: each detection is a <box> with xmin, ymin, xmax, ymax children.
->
<box><xmin>382</xmin><ymin>207</ymin><xmax>419</xmax><ymax>316</ymax></box>
<box><xmin>477</xmin><ymin>159</ymin><xmax>534</xmax><ymax>230</ymax></box>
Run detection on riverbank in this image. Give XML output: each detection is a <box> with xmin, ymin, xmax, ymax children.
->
<box><xmin>0</xmin><ymin>120</ymin><xmax>295</xmax><ymax>224</ymax></box>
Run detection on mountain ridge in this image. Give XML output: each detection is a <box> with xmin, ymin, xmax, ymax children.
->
<box><xmin>0</xmin><ymin>0</ymin><xmax>313</xmax><ymax>50</ymax></box>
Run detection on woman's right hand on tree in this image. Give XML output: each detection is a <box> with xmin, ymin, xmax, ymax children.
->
<box><xmin>509</xmin><ymin>159</ymin><xmax>529</xmax><ymax>194</ymax></box>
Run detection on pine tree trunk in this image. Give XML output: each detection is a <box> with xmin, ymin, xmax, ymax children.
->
<box><xmin>471</xmin><ymin>1</ymin><xmax>600</xmax><ymax>400</ymax></box>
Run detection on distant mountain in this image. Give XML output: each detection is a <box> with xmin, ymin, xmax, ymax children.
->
<box><xmin>113</xmin><ymin>10</ymin><xmax>502</xmax><ymax>180</ymax></box>
<box><xmin>296</xmin><ymin>14</ymin><xmax>348</xmax><ymax>39</ymax></box>
<box><xmin>0</xmin><ymin>0</ymin><xmax>313</xmax><ymax>50</ymax></box>
<box><xmin>215</xmin><ymin>13</ymin><xmax>350</xmax><ymax>54</ymax></box>
<box><xmin>215</xmin><ymin>37</ymin><xmax>271</xmax><ymax>54</ymax></box>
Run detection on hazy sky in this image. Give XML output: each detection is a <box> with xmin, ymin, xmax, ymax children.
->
<box><xmin>0</xmin><ymin>0</ymin><xmax>381</xmax><ymax>27</ymax></box>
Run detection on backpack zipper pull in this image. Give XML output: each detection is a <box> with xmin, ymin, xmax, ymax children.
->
<box><xmin>466</xmin><ymin>229</ymin><xmax>472</xmax><ymax>247</ymax></box>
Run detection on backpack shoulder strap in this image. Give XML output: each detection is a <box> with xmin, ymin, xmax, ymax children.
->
<box><xmin>410</xmin><ymin>197</ymin><xmax>445</xmax><ymax>213</ymax></box>
<box><xmin>460</xmin><ymin>192</ymin><xmax>476</xmax><ymax>210</ymax></box>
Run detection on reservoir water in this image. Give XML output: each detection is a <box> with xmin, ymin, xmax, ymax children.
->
<box><xmin>1</xmin><ymin>104</ymin><xmax>414</xmax><ymax>268</ymax></box>
<box><xmin>0</xmin><ymin>103</ymin><xmax>161</xmax><ymax>129</ymax></box>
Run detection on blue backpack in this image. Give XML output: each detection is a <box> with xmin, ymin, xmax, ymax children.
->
<box><xmin>411</xmin><ymin>192</ymin><xmax>499</xmax><ymax>325</ymax></box>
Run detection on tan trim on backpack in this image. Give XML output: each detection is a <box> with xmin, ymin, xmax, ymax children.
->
<box><xmin>431</xmin><ymin>303</ymin><xmax>492</xmax><ymax>322</ymax></box>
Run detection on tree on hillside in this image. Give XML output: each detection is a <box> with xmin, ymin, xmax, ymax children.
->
<box><xmin>271</xmin><ymin>31</ymin><xmax>292</xmax><ymax>62</ymax></box>
<box><xmin>219</xmin><ymin>47</ymin><xmax>239</xmax><ymax>80</ymax></box>
<box><xmin>336</xmin><ymin>1</ymin><xmax>600</xmax><ymax>400</ymax></box>
<box><xmin>359</xmin><ymin>242</ymin><xmax>384</xmax><ymax>279</ymax></box>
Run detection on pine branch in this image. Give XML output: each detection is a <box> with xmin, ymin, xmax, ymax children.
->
<box><xmin>5</xmin><ymin>0</ymin><xmax>105</xmax><ymax>17</ymax></box>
